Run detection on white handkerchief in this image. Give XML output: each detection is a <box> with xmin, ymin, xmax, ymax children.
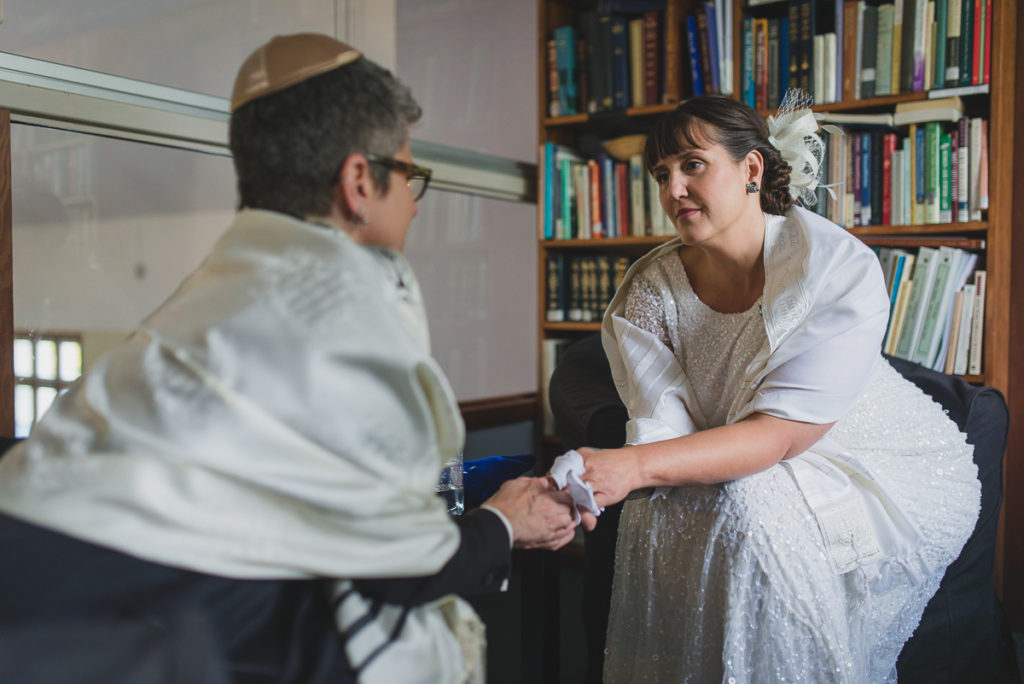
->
<box><xmin>550</xmin><ymin>450</ymin><xmax>603</xmax><ymax>524</ymax></box>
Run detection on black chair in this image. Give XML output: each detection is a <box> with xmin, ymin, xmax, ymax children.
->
<box><xmin>549</xmin><ymin>334</ymin><xmax>1019</xmax><ymax>684</ymax></box>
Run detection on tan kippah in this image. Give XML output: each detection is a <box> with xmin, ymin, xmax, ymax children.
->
<box><xmin>231</xmin><ymin>33</ymin><xmax>362</xmax><ymax>112</ymax></box>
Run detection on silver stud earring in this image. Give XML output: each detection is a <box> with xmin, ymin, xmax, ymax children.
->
<box><xmin>746</xmin><ymin>182</ymin><xmax>760</xmax><ymax>194</ymax></box>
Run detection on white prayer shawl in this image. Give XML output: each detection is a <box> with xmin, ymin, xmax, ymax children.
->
<box><xmin>0</xmin><ymin>209</ymin><xmax>483</xmax><ymax>683</ymax></box>
<box><xmin>602</xmin><ymin>206</ymin><xmax>930</xmax><ymax>579</ymax></box>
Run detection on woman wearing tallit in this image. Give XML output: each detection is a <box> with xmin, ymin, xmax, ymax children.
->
<box><xmin>0</xmin><ymin>34</ymin><xmax>576</xmax><ymax>683</ymax></box>
<box><xmin>574</xmin><ymin>94</ymin><xmax>980</xmax><ymax>682</ymax></box>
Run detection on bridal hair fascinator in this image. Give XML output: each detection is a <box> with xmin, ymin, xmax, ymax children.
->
<box><xmin>766</xmin><ymin>89</ymin><xmax>841</xmax><ymax>207</ymax></box>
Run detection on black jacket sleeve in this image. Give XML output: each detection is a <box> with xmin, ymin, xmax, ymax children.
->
<box><xmin>350</xmin><ymin>507</ymin><xmax>511</xmax><ymax>606</ymax></box>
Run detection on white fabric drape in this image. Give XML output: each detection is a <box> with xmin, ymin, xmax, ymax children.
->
<box><xmin>0</xmin><ymin>209</ymin><xmax>482</xmax><ymax>683</ymax></box>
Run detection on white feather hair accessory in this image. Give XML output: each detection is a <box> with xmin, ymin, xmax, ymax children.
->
<box><xmin>765</xmin><ymin>89</ymin><xmax>841</xmax><ymax>207</ymax></box>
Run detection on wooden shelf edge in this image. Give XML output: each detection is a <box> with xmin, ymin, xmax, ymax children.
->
<box><xmin>541</xmin><ymin>235</ymin><xmax>674</xmax><ymax>248</ymax></box>
<box><xmin>848</xmin><ymin>221</ymin><xmax>988</xmax><ymax>236</ymax></box>
<box><xmin>544</xmin><ymin>322</ymin><xmax>601</xmax><ymax>333</ymax></box>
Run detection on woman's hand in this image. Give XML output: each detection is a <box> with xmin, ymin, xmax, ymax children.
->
<box><xmin>576</xmin><ymin>446</ymin><xmax>641</xmax><ymax>526</ymax></box>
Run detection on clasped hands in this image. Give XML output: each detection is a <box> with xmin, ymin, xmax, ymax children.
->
<box><xmin>483</xmin><ymin>447</ymin><xmax>634</xmax><ymax>550</ymax></box>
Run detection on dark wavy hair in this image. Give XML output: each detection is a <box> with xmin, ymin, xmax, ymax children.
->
<box><xmin>230</xmin><ymin>58</ymin><xmax>422</xmax><ymax>219</ymax></box>
<box><xmin>643</xmin><ymin>95</ymin><xmax>793</xmax><ymax>215</ymax></box>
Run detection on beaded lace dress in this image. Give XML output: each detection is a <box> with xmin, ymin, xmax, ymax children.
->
<box><xmin>602</xmin><ymin>250</ymin><xmax>980</xmax><ymax>683</ymax></box>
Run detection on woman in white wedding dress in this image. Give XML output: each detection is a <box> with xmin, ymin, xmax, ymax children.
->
<box><xmin>575</xmin><ymin>94</ymin><xmax>981</xmax><ymax>682</ymax></box>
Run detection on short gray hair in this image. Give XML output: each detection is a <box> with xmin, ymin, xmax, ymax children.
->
<box><xmin>230</xmin><ymin>57</ymin><xmax>422</xmax><ymax>219</ymax></box>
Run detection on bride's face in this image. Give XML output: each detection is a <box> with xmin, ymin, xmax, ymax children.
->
<box><xmin>651</xmin><ymin>129</ymin><xmax>760</xmax><ymax>248</ymax></box>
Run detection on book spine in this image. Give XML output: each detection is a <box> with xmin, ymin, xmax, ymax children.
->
<box><xmin>799</xmin><ymin>0</ymin><xmax>814</xmax><ymax>94</ymax></box>
<box><xmin>875</xmin><ymin>5</ymin><xmax>895</xmax><ymax>96</ymax></box>
<box><xmin>642</xmin><ymin>11</ymin><xmax>661</xmax><ymax>106</ymax></box>
<box><xmin>953</xmin><ymin>282</ymin><xmax>975</xmax><ymax>374</ymax></box>
<box><xmin>779</xmin><ymin>16</ymin><xmax>791</xmax><ymax>97</ymax></box>
<box><xmin>899</xmin><ymin>0</ymin><xmax>918</xmax><ymax>92</ymax></box>
<box><xmin>860</xmin><ymin>4</ymin><xmax>879</xmax><ymax>98</ymax></box>
<box><xmin>568</xmin><ymin>257</ymin><xmax>583</xmax><ymax>321</ymax></box>
<box><xmin>883</xmin><ymin>133</ymin><xmax>896</xmax><ymax>225</ymax></box>
<box><xmin>610</xmin><ymin>16</ymin><xmax>630</xmax><ymax>109</ymax></box>
<box><xmin>946</xmin><ymin>0</ymin><xmax>962</xmax><ymax>86</ymax></box>
<box><xmin>968</xmin><ymin>117</ymin><xmax>981</xmax><ymax>220</ymax></box>
<box><xmin>971</xmin><ymin>0</ymin><xmax>982</xmax><ymax>84</ymax></box>
<box><xmin>742</xmin><ymin>17</ymin><xmax>756</xmax><ymax>107</ymax></box>
<box><xmin>957</xmin><ymin>117</ymin><xmax>969</xmax><ymax>221</ymax></box>
<box><xmin>687</xmin><ymin>14</ymin><xmax>707</xmax><ymax>96</ymax></box>
<box><xmin>629</xmin><ymin>154</ymin><xmax>645</xmax><ymax>236</ymax></box>
<box><xmin>629</xmin><ymin>18</ymin><xmax>645</xmax><ymax>106</ymax></box>
<box><xmin>696</xmin><ymin>5</ymin><xmax>715</xmax><ymax>95</ymax></box>
<box><xmin>768</xmin><ymin>19</ymin><xmax>781</xmax><ymax>107</ymax></box>
<box><xmin>911</xmin><ymin>0</ymin><xmax>928</xmax><ymax>91</ymax></box>
<box><xmin>950</xmin><ymin>129</ymin><xmax>959</xmax><ymax>223</ymax></box>
<box><xmin>939</xmin><ymin>132</ymin><xmax>952</xmax><ymax>223</ymax></box>
<box><xmin>914</xmin><ymin>125</ymin><xmax>926</xmax><ymax>223</ymax></box>
<box><xmin>788</xmin><ymin>1</ymin><xmax>801</xmax><ymax>97</ymax></box>
<box><xmin>933</xmin><ymin>0</ymin><xmax>948</xmax><ymax>88</ymax></box>
<box><xmin>664</xmin><ymin>0</ymin><xmax>683</xmax><ymax>102</ymax></box>
<box><xmin>979</xmin><ymin>118</ymin><xmax>988</xmax><ymax>211</ymax></box>
<box><xmin>892</xmin><ymin>0</ymin><xmax>905</xmax><ymax>93</ymax></box>
<box><xmin>967</xmin><ymin>270</ymin><xmax>985</xmax><ymax>374</ymax></box>
<box><xmin>842</xmin><ymin>0</ymin><xmax>858</xmax><ymax>100</ymax></box>
<box><xmin>924</xmin><ymin>122</ymin><xmax>941</xmax><ymax>223</ymax></box>
<box><xmin>957</xmin><ymin>0</ymin><xmax>974</xmax><ymax>86</ymax></box>
<box><xmin>547</xmin><ymin>39</ymin><xmax>560</xmax><ymax>117</ymax></box>
<box><xmin>982</xmin><ymin>0</ymin><xmax>991</xmax><ymax>84</ymax></box>
<box><xmin>870</xmin><ymin>130</ymin><xmax>883</xmax><ymax>224</ymax></box>
<box><xmin>545</xmin><ymin>254</ymin><xmax>566</xmax><ymax>322</ymax></box>
<box><xmin>755</xmin><ymin>18</ymin><xmax>768</xmax><ymax>108</ymax></box>
<box><xmin>853</xmin><ymin>132</ymin><xmax>863</xmax><ymax>225</ymax></box>
<box><xmin>554</xmin><ymin>26</ymin><xmax>579</xmax><ymax>116</ymax></box>
<box><xmin>704</xmin><ymin>1</ymin><xmax>722</xmax><ymax>93</ymax></box>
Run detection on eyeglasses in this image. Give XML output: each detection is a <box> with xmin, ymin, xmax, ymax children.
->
<box><xmin>366</xmin><ymin>154</ymin><xmax>432</xmax><ymax>202</ymax></box>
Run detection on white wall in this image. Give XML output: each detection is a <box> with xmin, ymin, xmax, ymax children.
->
<box><xmin>5</xmin><ymin>0</ymin><xmax>538</xmax><ymax>401</ymax></box>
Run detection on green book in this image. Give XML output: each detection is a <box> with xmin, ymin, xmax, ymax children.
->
<box><xmin>860</xmin><ymin>4</ymin><xmax>879</xmax><ymax>98</ymax></box>
<box><xmin>939</xmin><ymin>132</ymin><xmax>952</xmax><ymax>222</ymax></box>
<box><xmin>924</xmin><ymin>122</ymin><xmax>941</xmax><ymax>224</ymax></box>
<box><xmin>913</xmin><ymin>246</ymin><xmax>958</xmax><ymax>366</ymax></box>
<box><xmin>894</xmin><ymin>246</ymin><xmax>939</xmax><ymax>360</ymax></box>
<box><xmin>932</xmin><ymin>0</ymin><xmax>949</xmax><ymax>89</ymax></box>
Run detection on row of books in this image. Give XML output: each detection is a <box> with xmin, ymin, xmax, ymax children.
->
<box><xmin>742</xmin><ymin>0</ymin><xmax>993</xmax><ymax>108</ymax></box>
<box><xmin>545</xmin><ymin>254</ymin><xmax>633</xmax><ymax>324</ymax></box>
<box><xmin>808</xmin><ymin>106</ymin><xmax>988</xmax><ymax>228</ymax></box>
<box><xmin>878</xmin><ymin>246</ymin><xmax>985</xmax><ymax>375</ymax></box>
<box><xmin>547</xmin><ymin>0</ymin><xmax>734</xmax><ymax>117</ymax></box>
<box><xmin>539</xmin><ymin>142</ymin><xmax>674</xmax><ymax>240</ymax></box>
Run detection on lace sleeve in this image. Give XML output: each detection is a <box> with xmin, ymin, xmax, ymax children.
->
<box><xmin>624</xmin><ymin>275</ymin><xmax>671</xmax><ymax>349</ymax></box>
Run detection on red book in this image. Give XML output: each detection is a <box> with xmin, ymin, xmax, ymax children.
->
<box><xmin>643</xmin><ymin>11</ymin><xmax>661</xmax><ymax>106</ymax></box>
<box><xmin>588</xmin><ymin>159</ymin><xmax>603</xmax><ymax>238</ymax></box>
<box><xmin>982</xmin><ymin>0</ymin><xmax>992</xmax><ymax>84</ymax></box>
<box><xmin>972</xmin><ymin>0</ymin><xmax>983</xmax><ymax>84</ymax></box>
<box><xmin>615</xmin><ymin>162</ymin><xmax>629</xmax><ymax>237</ymax></box>
<box><xmin>882</xmin><ymin>133</ymin><xmax>897</xmax><ymax>225</ymax></box>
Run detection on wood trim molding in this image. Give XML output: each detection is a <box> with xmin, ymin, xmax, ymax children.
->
<box><xmin>0</xmin><ymin>110</ymin><xmax>12</xmax><ymax>436</ymax></box>
<box><xmin>459</xmin><ymin>392</ymin><xmax>538</xmax><ymax>432</ymax></box>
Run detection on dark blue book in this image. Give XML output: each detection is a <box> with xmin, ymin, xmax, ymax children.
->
<box><xmin>704</xmin><ymin>1</ymin><xmax>721</xmax><ymax>93</ymax></box>
<box><xmin>779</xmin><ymin>16</ymin><xmax>791</xmax><ymax>98</ymax></box>
<box><xmin>685</xmin><ymin>14</ymin><xmax>705</xmax><ymax>96</ymax></box>
<box><xmin>861</xmin><ymin>131</ymin><xmax>872</xmax><ymax>225</ymax></box>
<box><xmin>742</xmin><ymin>17</ymin><xmax>755</xmax><ymax>106</ymax></box>
<box><xmin>610</xmin><ymin>15</ymin><xmax>630</xmax><ymax>109</ymax></box>
<box><xmin>870</xmin><ymin>129</ymin><xmax>884</xmax><ymax>225</ymax></box>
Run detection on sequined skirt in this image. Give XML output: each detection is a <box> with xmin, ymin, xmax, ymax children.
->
<box><xmin>603</xmin><ymin>361</ymin><xmax>980</xmax><ymax>683</ymax></box>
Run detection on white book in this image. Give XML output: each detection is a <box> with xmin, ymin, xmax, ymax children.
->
<box><xmin>969</xmin><ymin>117</ymin><xmax>983</xmax><ymax>221</ymax></box>
<box><xmin>824</xmin><ymin>33</ymin><xmax>838</xmax><ymax>103</ymax></box>
<box><xmin>814</xmin><ymin>35</ymin><xmax>825</xmax><ymax>104</ymax></box>
<box><xmin>930</xmin><ymin>249</ymin><xmax>978</xmax><ymax>370</ymax></box>
<box><xmin>967</xmin><ymin>270</ymin><xmax>986</xmax><ymax>375</ymax></box>
<box><xmin>957</xmin><ymin>131</ymin><xmax>969</xmax><ymax>222</ymax></box>
<box><xmin>894</xmin><ymin>246</ymin><xmax>939</xmax><ymax>359</ymax></box>
<box><xmin>953</xmin><ymin>283</ymin><xmax>976</xmax><ymax>375</ymax></box>
<box><xmin>914</xmin><ymin>246</ymin><xmax>960</xmax><ymax>367</ymax></box>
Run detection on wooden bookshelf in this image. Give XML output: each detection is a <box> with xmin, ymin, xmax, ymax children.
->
<box><xmin>537</xmin><ymin>0</ymin><xmax>1022</xmax><ymax>629</ymax></box>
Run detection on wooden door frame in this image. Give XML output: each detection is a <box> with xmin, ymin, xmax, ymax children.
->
<box><xmin>0</xmin><ymin>110</ymin><xmax>13</xmax><ymax>437</ymax></box>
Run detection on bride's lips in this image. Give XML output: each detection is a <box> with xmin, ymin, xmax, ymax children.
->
<box><xmin>675</xmin><ymin>207</ymin><xmax>700</xmax><ymax>219</ymax></box>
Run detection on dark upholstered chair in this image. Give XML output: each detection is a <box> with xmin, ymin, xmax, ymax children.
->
<box><xmin>549</xmin><ymin>334</ymin><xmax>1020</xmax><ymax>684</ymax></box>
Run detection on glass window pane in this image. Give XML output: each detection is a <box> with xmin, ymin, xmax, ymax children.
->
<box><xmin>13</xmin><ymin>338</ymin><xmax>34</xmax><ymax>378</ymax></box>
<box><xmin>59</xmin><ymin>341</ymin><xmax>83</xmax><ymax>382</ymax></box>
<box><xmin>0</xmin><ymin>1</ymin><xmax>340</xmax><ymax>98</ymax></box>
<box><xmin>36</xmin><ymin>386</ymin><xmax>58</xmax><ymax>422</ymax></box>
<box><xmin>35</xmin><ymin>339</ymin><xmax>57</xmax><ymax>381</ymax></box>
<box><xmin>11</xmin><ymin>125</ymin><xmax>235</xmax><ymax>342</ymax></box>
<box><xmin>14</xmin><ymin>384</ymin><xmax>35</xmax><ymax>438</ymax></box>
